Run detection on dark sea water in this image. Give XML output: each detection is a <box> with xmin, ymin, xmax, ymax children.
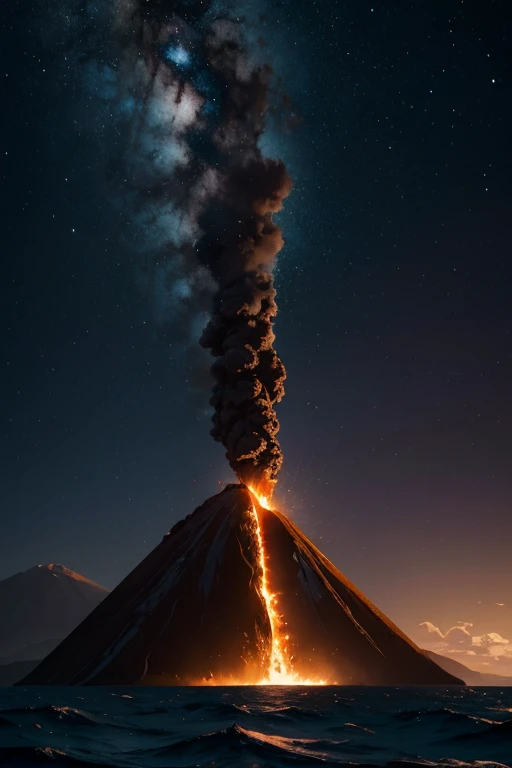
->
<box><xmin>0</xmin><ymin>686</ymin><xmax>511</xmax><ymax>767</ymax></box>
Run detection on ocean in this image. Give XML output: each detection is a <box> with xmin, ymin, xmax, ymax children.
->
<box><xmin>0</xmin><ymin>685</ymin><xmax>510</xmax><ymax>767</ymax></box>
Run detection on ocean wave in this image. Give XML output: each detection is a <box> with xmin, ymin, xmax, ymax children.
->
<box><xmin>3</xmin><ymin>751</ymin><xmax>508</xmax><ymax>768</ymax></box>
<box><xmin>268</xmin><ymin>705</ymin><xmax>324</xmax><ymax>719</ymax></box>
<box><xmin>0</xmin><ymin>716</ymin><xmax>18</xmax><ymax>729</ymax></box>
<box><xmin>0</xmin><ymin>704</ymin><xmax>131</xmax><ymax>730</ymax></box>
<box><xmin>0</xmin><ymin>746</ymin><xmax>121</xmax><ymax>767</ymax></box>
<box><xmin>394</xmin><ymin>708</ymin><xmax>498</xmax><ymax>727</ymax></box>
<box><xmin>204</xmin><ymin>702</ymin><xmax>251</xmax><ymax>717</ymax></box>
<box><xmin>380</xmin><ymin>762</ymin><xmax>511</xmax><ymax>768</ymax></box>
<box><xmin>128</xmin><ymin>722</ymin><xmax>353</xmax><ymax>766</ymax></box>
<box><xmin>450</xmin><ymin>717</ymin><xmax>512</xmax><ymax>743</ymax></box>
<box><xmin>130</xmin><ymin>705</ymin><xmax>170</xmax><ymax>717</ymax></box>
<box><xmin>0</xmin><ymin>687</ymin><xmax>511</xmax><ymax>767</ymax></box>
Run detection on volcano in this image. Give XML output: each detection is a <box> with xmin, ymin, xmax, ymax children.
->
<box><xmin>19</xmin><ymin>486</ymin><xmax>462</xmax><ymax>686</ymax></box>
<box><xmin>0</xmin><ymin>564</ymin><xmax>108</xmax><ymax>663</ymax></box>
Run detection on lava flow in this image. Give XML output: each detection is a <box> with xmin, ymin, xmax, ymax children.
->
<box><xmin>248</xmin><ymin>487</ymin><xmax>325</xmax><ymax>686</ymax></box>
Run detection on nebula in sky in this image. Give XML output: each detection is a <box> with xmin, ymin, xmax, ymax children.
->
<box><xmin>73</xmin><ymin>0</ymin><xmax>292</xmax><ymax>495</ymax></box>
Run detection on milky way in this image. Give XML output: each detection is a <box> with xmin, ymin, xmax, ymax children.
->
<box><xmin>66</xmin><ymin>0</ymin><xmax>292</xmax><ymax>493</ymax></box>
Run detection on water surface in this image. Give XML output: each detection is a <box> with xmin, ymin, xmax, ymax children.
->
<box><xmin>1</xmin><ymin>685</ymin><xmax>511</xmax><ymax>766</ymax></box>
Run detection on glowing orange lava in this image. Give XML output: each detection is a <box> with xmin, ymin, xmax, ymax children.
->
<box><xmin>248</xmin><ymin>487</ymin><xmax>325</xmax><ymax>686</ymax></box>
<box><xmin>248</xmin><ymin>485</ymin><xmax>271</xmax><ymax>511</ymax></box>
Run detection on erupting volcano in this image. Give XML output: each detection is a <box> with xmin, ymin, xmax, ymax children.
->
<box><xmin>17</xmin><ymin>1</ymin><xmax>464</xmax><ymax>690</ymax></box>
<box><xmin>19</xmin><ymin>486</ymin><xmax>462</xmax><ymax>686</ymax></box>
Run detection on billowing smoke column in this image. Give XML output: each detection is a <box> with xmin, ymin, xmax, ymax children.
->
<box><xmin>107</xmin><ymin>0</ymin><xmax>292</xmax><ymax>494</ymax></box>
<box><xmin>196</xmin><ymin>45</ymin><xmax>292</xmax><ymax>496</ymax></box>
<box><xmin>199</xmin><ymin>185</ymin><xmax>290</xmax><ymax>497</ymax></box>
<box><xmin>58</xmin><ymin>0</ymin><xmax>291</xmax><ymax>493</ymax></box>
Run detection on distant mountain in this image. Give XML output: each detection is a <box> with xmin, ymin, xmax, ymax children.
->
<box><xmin>0</xmin><ymin>637</ymin><xmax>64</xmax><ymax>665</ymax></box>
<box><xmin>424</xmin><ymin>649</ymin><xmax>512</xmax><ymax>686</ymax></box>
<box><xmin>0</xmin><ymin>659</ymin><xmax>39</xmax><ymax>686</ymax></box>
<box><xmin>21</xmin><ymin>486</ymin><xmax>462</xmax><ymax>686</ymax></box>
<box><xmin>0</xmin><ymin>564</ymin><xmax>109</xmax><ymax>663</ymax></box>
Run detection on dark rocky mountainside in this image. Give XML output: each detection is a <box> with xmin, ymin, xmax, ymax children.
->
<box><xmin>20</xmin><ymin>486</ymin><xmax>463</xmax><ymax>686</ymax></box>
<box><xmin>0</xmin><ymin>564</ymin><xmax>109</xmax><ymax>662</ymax></box>
<box><xmin>424</xmin><ymin>649</ymin><xmax>512</xmax><ymax>686</ymax></box>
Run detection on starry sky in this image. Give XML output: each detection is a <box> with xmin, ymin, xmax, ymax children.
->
<box><xmin>2</xmin><ymin>0</ymin><xmax>511</xmax><ymax>674</ymax></box>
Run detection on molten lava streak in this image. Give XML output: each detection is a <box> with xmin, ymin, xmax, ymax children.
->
<box><xmin>248</xmin><ymin>487</ymin><xmax>325</xmax><ymax>686</ymax></box>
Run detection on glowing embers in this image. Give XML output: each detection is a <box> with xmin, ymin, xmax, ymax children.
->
<box><xmin>248</xmin><ymin>485</ymin><xmax>271</xmax><ymax>511</ymax></box>
<box><xmin>248</xmin><ymin>493</ymin><xmax>325</xmax><ymax>686</ymax></box>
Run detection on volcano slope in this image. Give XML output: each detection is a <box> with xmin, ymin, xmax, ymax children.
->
<box><xmin>19</xmin><ymin>485</ymin><xmax>462</xmax><ymax>685</ymax></box>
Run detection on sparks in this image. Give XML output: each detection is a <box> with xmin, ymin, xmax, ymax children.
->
<box><xmin>248</xmin><ymin>485</ymin><xmax>271</xmax><ymax>510</ymax></box>
<box><xmin>248</xmin><ymin>488</ymin><xmax>325</xmax><ymax>685</ymax></box>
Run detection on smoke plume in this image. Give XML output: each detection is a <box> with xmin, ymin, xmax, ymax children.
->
<box><xmin>122</xmin><ymin>1</ymin><xmax>292</xmax><ymax>494</ymax></box>
<box><xmin>44</xmin><ymin>0</ymin><xmax>292</xmax><ymax>494</ymax></box>
<box><xmin>196</xmin><ymin>20</ymin><xmax>292</xmax><ymax>496</ymax></box>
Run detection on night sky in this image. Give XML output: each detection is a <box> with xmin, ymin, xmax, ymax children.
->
<box><xmin>2</xmin><ymin>1</ymin><xmax>511</xmax><ymax>674</ymax></box>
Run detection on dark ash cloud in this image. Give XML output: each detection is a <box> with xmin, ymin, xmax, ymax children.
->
<box><xmin>43</xmin><ymin>0</ymin><xmax>293</xmax><ymax>494</ymax></box>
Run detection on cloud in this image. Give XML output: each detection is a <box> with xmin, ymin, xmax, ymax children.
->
<box><xmin>418</xmin><ymin>621</ymin><xmax>473</xmax><ymax>647</ymax></box>
<box><xmin>416</xmin><ymin>621</ymin><xmax>512</xmax><ymax>674</ymax></box>
<box><xmin>471</xmin><ymin>633</ymin><xmax>512</xmax><ymax>660</ymax></box>
<box><xmin>473</xmin><ymin>632</ymin><xmax>510</xmax><ymax>646</ymax></box>
<box><xmin>418</xmin><ymin>621</ymin><xmax>444</xmax><ymax>639</ymax></box>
